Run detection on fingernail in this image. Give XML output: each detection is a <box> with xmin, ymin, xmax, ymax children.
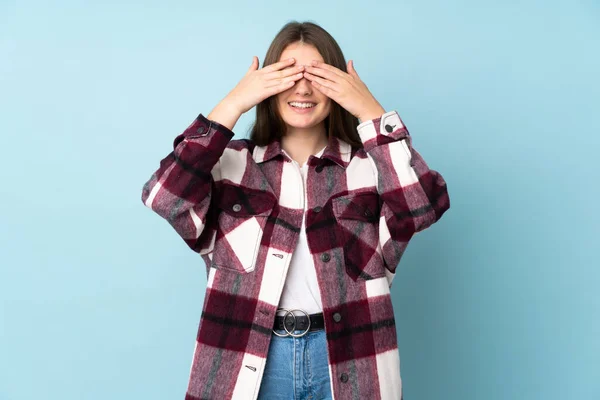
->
<box><xmin>311</xmin><ymin>60</ymin><xmax>318</xmax><ymax>66</ymax></box>
<box><xmin>289</xmin><ymin>58</ymin><xmax>295</xmax><ymax>62</ymax></box>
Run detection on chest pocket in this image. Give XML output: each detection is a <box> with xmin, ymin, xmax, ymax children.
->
<box><xmin>332</xmin><ymin>191</ymin><xmax>386</xmax><ymax>281</ymax></box>
<box><xmin>210</xmin><ymin>183</ymin><xmax>276</xmax><ymax>273</ymax></box>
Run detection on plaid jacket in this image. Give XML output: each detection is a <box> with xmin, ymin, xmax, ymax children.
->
<box><xmin>142</xmin><ymin>110</ymin><xmax>450</xmax><ymax>400</ymax></box>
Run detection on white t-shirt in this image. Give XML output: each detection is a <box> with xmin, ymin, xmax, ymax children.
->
<box><xmin>278</xmin><ymin>147</ymin><xmax>326</xmax><ymax>315</ymax></box>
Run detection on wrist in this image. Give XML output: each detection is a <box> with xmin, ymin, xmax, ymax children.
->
<box><xmin>207</xmin><ymin>99</ymin><xmax>243</xmax><ymax>131</ymax></box>
<box><xmin>220</xmin><ymin>95</ymin><xmax>245</xmax><ymax>116</ymax></box>
<box><xmin>358</xmin><ymin>105</ymin><xmax>386</xmax><ymax>123</ymax></box>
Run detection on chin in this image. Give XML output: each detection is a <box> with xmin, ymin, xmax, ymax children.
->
<box><xmin>285</xmin><ymin>119</ymin><xmax>321</xmax><ymax>129</ymax></box>
<box><xmin>281</xmin><ymin>112</ymin><xmax>329</xmax><ymax>131</ymax></box>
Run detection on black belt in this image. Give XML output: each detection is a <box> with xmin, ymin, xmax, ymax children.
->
<box><xmin>273</xmin><ymin>312</ymin><xmax>325</xmax><ymax>334</ymax></box>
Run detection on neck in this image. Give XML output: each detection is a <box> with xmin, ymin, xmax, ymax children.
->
<box><xmin>281</xmin><ymin>124</ymin><xmax>328</xmax><ymax>166</ymax></box>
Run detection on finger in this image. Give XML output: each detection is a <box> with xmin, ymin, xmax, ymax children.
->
<box><xmin>246</xmin><ymin>56</ymin><xmax>259</xmax><ymax>75</ymax></box>
<box><xmin>265</xmin><ymin>79</ymin><xmax>297</xmax><ymax>96</ymax></box>
<box><xmin>262</xmin><ymin>58</ymin><xmax>296</xmax><ymax>73</ymax></box>
<box><xmin>309</xmin><ymin>79</ymin><xmax>336</xmax><ymax>99</ymax></box>
<box><xmin>304</xmin><ymin>65</ymin><xmax>342</xmax><ymax>83</ymax></box>
<box><xmin>264</xmin><ymin>72</ymin><xmax>304</xmax><ymax>88</ymax></box>
<box><xmin>265</xmin><ymin>64</ymin><xmax>305</xmax><ymax>81</ymax></box>
<box><xmin>347</xmin><ymin>60</ymin><xmax>359</xmax><ymax>79</ymax></box>
<box><xmin>303</xmin><ymin>72</ymin><xmax>340</xmax><ymax>93</ymax></box>
<box><xmin>310</xmin><ymin>60</ymin><xmax>346</xmax><ymax>79</ymax></box>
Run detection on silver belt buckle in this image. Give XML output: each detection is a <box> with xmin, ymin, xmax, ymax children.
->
<box><xmin>272</xmin><ymin>308</ymin><xmax>311</xmax><ymax>338</ymax></box>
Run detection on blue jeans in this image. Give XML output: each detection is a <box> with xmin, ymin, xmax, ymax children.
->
<box><xmin>257</xmin><ymin>329</ymin><xmax>333</xmax><ymax>400</ymax></box>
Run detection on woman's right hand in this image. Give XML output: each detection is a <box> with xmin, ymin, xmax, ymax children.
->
<box><xmin>225</xmin><ymin>56</ymin><xmax>305</xmax><ymax>114</ymax></box>
<box><xmin>207</xmin><ymin>57</ymin><xmax>304</xmax><ymax>130</ymax></box>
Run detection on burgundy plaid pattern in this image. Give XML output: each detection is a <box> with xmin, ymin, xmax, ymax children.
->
<box><xmin>142</xmin><ymin>111</ymin><xmax>450</xmax><ymax>399</ymax></box>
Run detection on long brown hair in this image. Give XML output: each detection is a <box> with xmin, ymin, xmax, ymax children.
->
<box><xmin>249</xmin><ymin>21</ymin><xmax>362</xmax><ymax>149</ymax></box>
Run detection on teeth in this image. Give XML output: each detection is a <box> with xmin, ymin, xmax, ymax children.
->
<box><xmin>289</xmin><ymin>102</ymin><xmax>316</xmax><ymax>109</ymax></box>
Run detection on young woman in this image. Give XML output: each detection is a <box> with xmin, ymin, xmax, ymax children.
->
<box><xmin>142</xmin><ymin>21</ymin><xmax>450</xmax><ymax>400</ymax></box>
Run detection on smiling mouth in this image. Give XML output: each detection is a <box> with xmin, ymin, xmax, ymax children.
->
<box><xmin>288</xmin><ymin>101</ymin><xmax>317</xmax><ymax>109</ymax></box>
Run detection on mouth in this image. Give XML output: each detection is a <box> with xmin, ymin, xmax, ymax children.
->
<box><xmin>288</xmin><ymin>101</ymin><xmax>317</xmax><ymax>113</ymax></box>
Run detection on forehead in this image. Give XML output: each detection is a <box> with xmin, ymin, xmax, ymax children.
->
<box><xmin>279</xmin><ymin>42</ymin><xmax>324</xmax><ymax>65</ymax></box>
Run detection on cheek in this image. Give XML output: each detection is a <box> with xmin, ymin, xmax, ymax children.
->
<box><xmin>275</xmin><ymin>94</ymin><xmax>289</xmax><ymax>112</ymax></box>
<box><xmin>321</xmin><ymin>99</ymin><xmax>332</xmax><ymax>115</ymax></box>
<box><xmin>317</xmin><ymin>93</ymin><xmax>330</xmax><ymax>106</ymax></box>
<box><xmin>278</xmin><ymin>88</ymin><xmax>296</xmax><ymax>104</ymax></box>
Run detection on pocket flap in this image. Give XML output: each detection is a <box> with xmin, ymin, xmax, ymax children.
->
<box><xmin>216</xmin><ymin>184</ymin><xmax>276</xmax><ymax>217</ymax></box>
<box><xmin>332</xmin><ymin>191</ymin><xmax>380</xmax><ymax>222</ymax></box>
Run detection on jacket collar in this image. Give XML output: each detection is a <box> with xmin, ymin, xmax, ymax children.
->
<box><xmin>252</xmin><ymin>132</ymin><xmax>353</xmax><ymax>168</ymax></box>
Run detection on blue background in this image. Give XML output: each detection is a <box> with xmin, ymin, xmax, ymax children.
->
<box><xmin>1</xmin><ymin>0</ymin><xmax>598</xmax><ymax>399</ymax></box>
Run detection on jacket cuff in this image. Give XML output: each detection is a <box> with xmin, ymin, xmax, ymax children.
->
<box><xmin>357</xmin><ymin>110</ymin><xmax>409</xmax><ymax>151</ymax></box>
<box><xmin>174</xmin><ymin>113</ymin><xmax>235</xmax><ymax>148</ymax></box>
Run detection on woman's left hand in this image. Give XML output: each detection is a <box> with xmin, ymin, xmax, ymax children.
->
<box><xmin>303</xmin><ymin>60</ymin><xmax>386</xmax><ymax>122</ymax></box>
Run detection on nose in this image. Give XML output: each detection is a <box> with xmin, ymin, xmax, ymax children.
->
<box><xmin>294</xmin><ymin>75</ymin><xmax>312</xmax><ymax>96</ymax></box>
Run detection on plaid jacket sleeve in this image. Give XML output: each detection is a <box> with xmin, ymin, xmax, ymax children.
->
<box><xmin>141</xmin><ymin>114</ymin><xmax>234</xmax><ymax>255</ymax></box>
<box><xmin>357</xmin><ymin>110</ymin><xmax>450</xmax><ymax>282</ymax></box>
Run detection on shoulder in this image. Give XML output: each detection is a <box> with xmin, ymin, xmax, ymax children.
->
<box><xmin>216</xmin><ymin>138</ymin><xmax>258</xmax><ymax>176</ymax></box>
<box><xmin>215</xmin><ymin>138</ymin><xmax>267</xmax><ymax>186</ymax></box>
<box><xmin>221</xmin><ymin>138</ymin><xmax>257</xmax><ymax>159</ymax></box>
<box><xmin>225</xmin><ymin>138</ymin><xmax>255</xmax><ymax>152</ymax></box>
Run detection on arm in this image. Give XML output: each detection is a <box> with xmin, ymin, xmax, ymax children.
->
<box><xmin>141</xmin><ymin>114</ymin><xmax>234</xmax><ymax>254</ymax></box>
<box><xmin>357</xmin><ymin>111</ymin><xmax>450</xmax><ymax>285</ymax></box>
<box><xmin>142</xmin><ymin>56</ymin><xmax>306</xmax><ymax>267</ymax></box>
<box><xmin>302</xmin><ymin>60</ymin><xmax>450</xmax><ymax>286</ymax></box>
